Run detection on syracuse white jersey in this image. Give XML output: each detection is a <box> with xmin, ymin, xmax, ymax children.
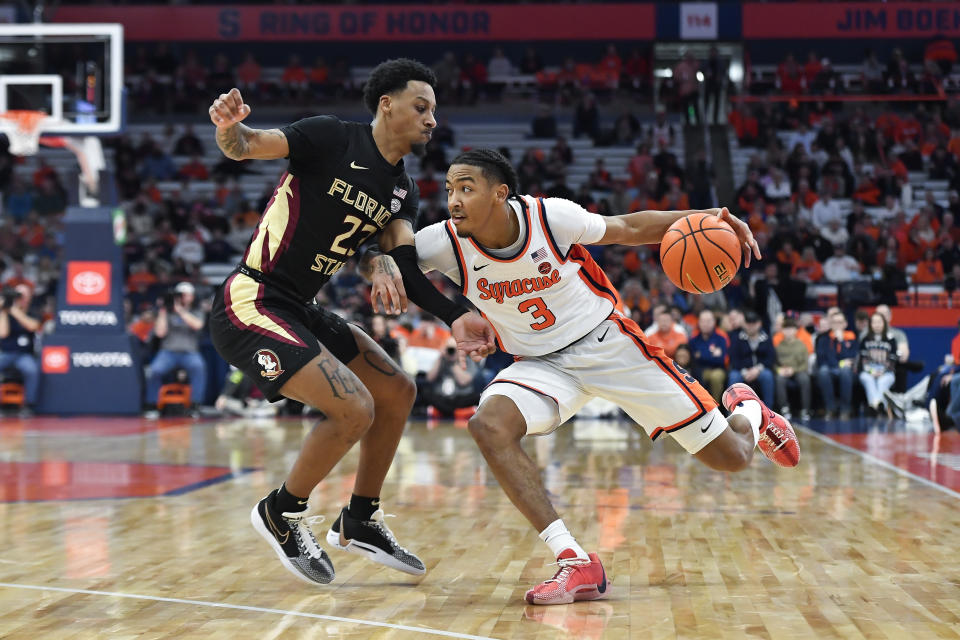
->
<box><xmin>416</xmin><ymin>195</ymin><xmax>619</xmax><ymax>356</ymax></box>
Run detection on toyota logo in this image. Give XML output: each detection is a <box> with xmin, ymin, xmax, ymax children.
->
<box><xmin>44</xmin><ymin>350</ymin><xmax>67</xmax><ymax>368</ymax></box>
<box><xmin>72</xmin><ymin>271</ymin><xmax>106</xmax><ymax>296</ymax></box>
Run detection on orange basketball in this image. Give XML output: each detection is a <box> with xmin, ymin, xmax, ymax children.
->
<box><xmin>659</xmin><ymin>213</ymin><xmax>741</xmax><ymax>294</ymax></box>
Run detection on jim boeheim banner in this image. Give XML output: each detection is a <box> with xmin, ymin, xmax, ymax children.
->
<box><xmin>743</xmin><ymin>2</ymin><xmax>960</xmax><ymax>39</ymax></box>
<box><xmin>52</xmin><ymin>4</ymin><xmax>654</xmax><ymax>41</ymax></box>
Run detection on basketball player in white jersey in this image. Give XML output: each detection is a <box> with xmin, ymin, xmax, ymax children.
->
<box><xmin>413</xmin><ymin>149</ymin><xmax>800</xmax><ymax>605</ymax></box>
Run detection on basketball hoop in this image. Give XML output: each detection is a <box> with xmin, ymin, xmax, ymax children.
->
<box><xmin>0</xmin><ymin>110</ymin><xmax>48</xmax><ymax>156</ymax></box>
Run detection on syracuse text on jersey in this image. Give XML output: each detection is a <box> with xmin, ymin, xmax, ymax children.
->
<box><xmin>476</xmin><ymin>269</ymin><xmax>561</xmax><ymax>304</ymax></box>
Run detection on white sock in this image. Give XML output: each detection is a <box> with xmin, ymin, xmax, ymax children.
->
<box><xmin>538</xmin><ymin>519</ymin><xmax>588</xmax><ymax>560</ymax></box>
<box><xmin>731</xmin><ymin>399</ymin><xmax>762</xmax><ymax>447</ymax></box>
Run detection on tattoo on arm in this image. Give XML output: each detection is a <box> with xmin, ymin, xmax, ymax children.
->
<box><xmin>362</xmin><ymin>350</ymin><xmax>399</xmax><ymax>377</ymax></box>
<box><xmin>358</xmin><ymin>249</ymin><xmax>381</xmax><ymax>281</ymax></box>
<box><xmin>216</xmin><ymin>123</ymin><xmax>251</xmax><ymax>160</ymax></box>
<box><xmin>317</xmin><ymin>357</ymin><xmax>359</xmax><ymax>399</ymax></box>
<box><xmin>375</xmin><ymin>256</ymin><xmax>398</xmax><ymax>278</ymax></box>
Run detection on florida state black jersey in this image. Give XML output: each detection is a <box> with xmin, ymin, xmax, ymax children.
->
<box><xmin>240</xmin><ymin>115</ymin><xmax>419</xmax><ymax>301</ymax></box>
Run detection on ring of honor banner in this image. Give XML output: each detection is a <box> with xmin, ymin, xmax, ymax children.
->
<box><xmin>39</xmin><ymin>207</ymin><xmax>142</xmax><ymax>415</ymax></box>
<box><xmin>51</xmin><ymin>4</ymin><xmax>655</xmax><ymax>41</ymax></box>
<box><xmin>52</xmin><ymin>2</ymin><xmax>959</xmax><ymax>42</ymax></box>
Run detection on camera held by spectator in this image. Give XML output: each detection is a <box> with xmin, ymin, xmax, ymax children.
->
<box><xmin>0</xmin><ymin>284</ymin><xmax>40</xmax><ymax>417</ymax></box>
<box><xmin>145</xmin><ymin>282</ymin><xmax>208</xmax><ymax>417</ymax></box>
<box><xmin>1</xmin><ymin>287</ymin><xmax>23</xmax><ymax>311</ymax></box>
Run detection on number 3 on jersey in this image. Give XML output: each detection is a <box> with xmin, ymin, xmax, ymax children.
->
<box><xmin>518</xmin><ymin>297</ymin><xmax>556</xmax><ymax>330</ymax></box>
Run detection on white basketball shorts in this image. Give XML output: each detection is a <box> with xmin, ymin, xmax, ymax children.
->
<box><xmin>481</xmin><ymin>313</ymin><xmax>725</xmax><ymax>453</ymax></box>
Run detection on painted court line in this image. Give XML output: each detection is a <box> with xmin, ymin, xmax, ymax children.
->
<box><xmin>0</xmin><ymin>582</ymin><xmax>499</xmax><ymax>640</ymax></box>
<box><xmin>800</xmin><ymin>426</ymin><xmax>960</xmax><ymax>500</ymax></box>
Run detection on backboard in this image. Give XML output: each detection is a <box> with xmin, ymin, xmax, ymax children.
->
<box><xmin>0</xmin><ymin>23</ymin><xmax>123</xmax><ymax>135</ymax></box>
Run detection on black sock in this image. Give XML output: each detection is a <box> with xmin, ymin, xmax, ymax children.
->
<box><xmin>348</xmin><ymin>494</ymin><xmax>380</xmax><ymax>521</ymax></box>
<box><xmin>272</xmin><ymin>483</ymin><xmax>308</xmax><ymax>514</ymax></box>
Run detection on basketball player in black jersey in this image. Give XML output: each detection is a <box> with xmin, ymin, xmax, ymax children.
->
<box><xmin>207</xmin><ymin>59</ymin><xmax>494</xmax><ymax>586</ymax></box>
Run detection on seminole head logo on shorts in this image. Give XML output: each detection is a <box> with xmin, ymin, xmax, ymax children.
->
<box><xmin>255</xmin><ymin>349</ymin><xmax>285</xmax><ymax>380</ymax></box>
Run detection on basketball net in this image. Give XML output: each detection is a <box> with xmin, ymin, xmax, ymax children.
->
<box><xmin>0</xmin><ymin>110</ymin><xmax>48</xmax><ymax>156</ymax></box>
<box><xmin>0</xmin><ymin>110</ymin><xmax>105</xmax><ymax>206</ymax></box>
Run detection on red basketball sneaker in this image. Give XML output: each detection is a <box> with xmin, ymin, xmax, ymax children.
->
<box><xmin>722</xmin><ymin>382</ymin><xmax>800</xmax><ymax>468</ymax></box>
<box><xmin>524</xmin><ymin>550</ymin><xmax>610</xmax><ymax>605</ymax></box>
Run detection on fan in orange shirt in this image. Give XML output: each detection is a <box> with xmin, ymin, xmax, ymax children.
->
<box><xmin>853</xmin><ymin>172</ymin><xmax>882</xmax><ymax>205</ymax></box>
<box><xmin>236</xmin><ymin>53</ymin><xmax>262</xmax><ymax>90</ymax></box>
<box><xmin>802</xmin><ymin>52</ymin><xmax>822</xmax><ymax>90</ymax></box>
<box><xmin>792</xmin><ymin>182</ymin><xmax>819</xmax><ymax>210</ymax></box>
<box><xmin>952</xmin><ymin>319</ymin><xmax>960</xmax><ymax>365</ymax></box>
<box><xmin>790</xmin><ymin>247</ymin><xmax>824</xmax><ymax>283</ymax></box>
<box><xmin>128</xmin><ymin>307</ymin><xmax>156</xmax><ymax>344</ymax></box>
<box><xmin>282</xmin><ymin>54</ymin><xmax>308</xmax><ymax>85</ymax></box>
<box><xmin>776</xmin><ymin>241</ymin><xmax>801</xmax><ymax>268</ymax></box>
<box><xmin>894</xmin><ymin>115</ymin><xmax>922</xmax><ymax>144</ymax></box>
<box><xmin>747</xmin><ymin>207</ymin><xmax>770</xmax><ymax>235</ymax></box>
<box><xmin>126</xmin><ymin>262</ymin><xmax>158</xmax><ymax>293</ymax></box>
<box><xmin>948</xmin><ymin>132</ymin><xmax>960</xmax><ymax>160</ymax></box>
<box><xmin>912</xmin><ymin>248</ymin><xmax>944</xmax><ymax>283</ymax></box>
<box><xmin>309</xmin><ymin>57</ymin><xmax>329</xmax><ymax>86</ymax></box>
<box><xmin>658</xmin><ymin>184</ymin><xmax>689</xmax><ymax>211</ymax></box>
<box><xmin>877</xmin><ymin>236</ymin><xmax>907</xmax><ymax>271</ymax></box>
<box><xmin>627</xmin><ymin>144</ymin><xmax>654</xmax><ymax>187</ymax></box>
<box><xmin>888</xmin><ymin>158</ymin><xmax>909</xmax><ymax>181</ymax></box>
<box><xmin>728</xmin><ymin>105</ymin><xmax>759</xmax><ymax>144</ymax></box>
<box><xmin>405</xmin><ymin>313</ymin><xmax>453</xmax><ymax>350</ymax></box>
<box><xmin>875</xmin><ymin>112</ymin><xmax>901</xmax><ymax>140</ymax></box>
<box><xmin>776</xmin><ymin>53</ymin><xmax>803</xmax><ymax>94</ymax></box>
<box><xmin>645</xmin><ymin>307</ymin><xmax>688</xmax><ymax>359</ymax></box>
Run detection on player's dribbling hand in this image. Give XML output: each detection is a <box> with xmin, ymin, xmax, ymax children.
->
<box><xmin>452</xmin><ymin>312</ymin><xmax>497</xmax><ymax>365</ymax></box>
<box><xmin>209</xmin><ymin>88</ymin><xmax>251</xmax><ymax>129</ymax></box>
<box><xmin>715</xmin><ymin>206</ymin><xmax>761</xmax><ymax>268</ymax></box>
<box><xmin>370</xmin><ymin>254</ymin><xmax>407</xmax><ymax>315</ymax></box>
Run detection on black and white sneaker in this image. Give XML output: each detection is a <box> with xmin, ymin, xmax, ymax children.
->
<box><xmin>250</xmin><ymin>490</ymin><xmax>335</xmax><ymax>585</ymax></box>
<box><xmin>883</xmin><ymin>390</ymin><xmax>907</xmax><ymax>419</ymax></box>
<box><xmin>326</xmin><ymin>506</ymin><xmax>426</xmax><ymax>576</ymax></box>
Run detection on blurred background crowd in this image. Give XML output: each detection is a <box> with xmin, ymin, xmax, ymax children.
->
<box><xmin>3</xmin><ymin>25</ymin><xmax>960</xmax><ymax>425</ymax></box>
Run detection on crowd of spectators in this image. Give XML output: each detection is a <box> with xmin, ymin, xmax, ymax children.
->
<box><xmin>729</xmin><ymin>66</ymin><xmax>960</xmax><ymax>306</ymax></box>
<box><xmin>3</xmin><ymin>39</ymin><xmax>959</xmax><ymax>423</ymax></box>
<box><xmin>747</xmin><ymin>39</ymin><xmax>958</xmax><ymax>100</ymax></box>
<box><xmin>124</xmin><ymin>44</ymin><xmax>652</xmax><ymax>116</ymax></box>
<box><xmin>0</xmin><ymin>102</ymin><xmax>939</xmax><ymax>420</ymax></box>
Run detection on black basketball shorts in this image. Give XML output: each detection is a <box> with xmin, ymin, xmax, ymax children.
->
<box><xmin>209</xmin><ymin>271</ymin><xmax>360</xmax><ymax>401</ymax></box>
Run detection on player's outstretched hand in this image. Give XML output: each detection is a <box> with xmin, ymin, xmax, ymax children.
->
<box><xmin>716</xmin><ymin>206</ymin><xmax>761</xmax><ymax>267</ymax></box>
<box><xmin>452</xmin><ymin>312</ymin><xmax>497</xmax><ymax>365</ymax></box>
<box><xmin>209</xmin><ymin>88</ymin><xmax>252</xmax><ymax>129</ymax></box>
<box><xmin>370</xmin><ymin>254</ymin><xmax>407</xmax><ymax>315</ymax></box>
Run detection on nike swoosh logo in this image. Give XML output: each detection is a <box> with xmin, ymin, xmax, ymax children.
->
<box><xmin>350</xmin><ymin>542</ymin><xmax>379</xmax><ymax>555</ymax></box>
<box><xmin>350</xmin><ymin>161</ymin><xmax>368</xmax><ymax>170</ymax></box>
<box><xmin>701</xmin><ymin>415</ymin><xmax>717</xmax><ymax>434</ymax></box>
<box><xmin>296</xmin><ymin>499</ymin><xmax>308</xmax><ymax>505</ymax></box>
<box><xmin>264</xmin><ymin>508</ymin><xmax>290</xmax><ymax>545</ymax></box>
<box><xmin>597</xmin><ymin>327</ymin><xmax>610</xmax><ymax>342</ymax></box>
<box><xmin>472</xmin><ymin>264</ymin><xmax>489</xmax><ymax>271</ymax></box>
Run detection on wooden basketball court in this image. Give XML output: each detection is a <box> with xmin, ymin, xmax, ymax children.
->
<box><xmin>1</xmin><ymin>414</ymin><xmax>959</xmax><ymax>639</ymax></box>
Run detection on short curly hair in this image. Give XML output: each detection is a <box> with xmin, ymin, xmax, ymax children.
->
<box><xmin>362</xmin><ymin>58</ymin><xmax>437</xmax><ymax>116</ymax></box>
<box><xmin>451</xmin><ymin>149</ymin><xmax>519</xmax><ymax>196</ymax></box>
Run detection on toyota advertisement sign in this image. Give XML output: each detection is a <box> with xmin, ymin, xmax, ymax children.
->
<box><xmin>39</xmin><ymin>208</ymin><xmax>142</xmax><ymax>415</ymax></box>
